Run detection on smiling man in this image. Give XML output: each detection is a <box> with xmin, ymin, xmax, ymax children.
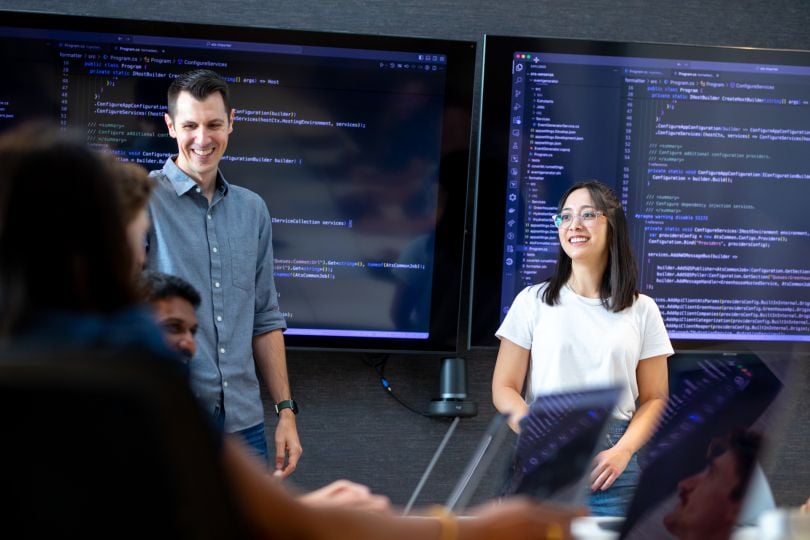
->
<box><xmin>141</xmin><ymin>271</ymin><xmax>201</xmax><ymax>362</ymax></box>
<box><xmin>145</xmin><ymin>69</ymin><xmax>302</xmax><ymax>475</ymax></box>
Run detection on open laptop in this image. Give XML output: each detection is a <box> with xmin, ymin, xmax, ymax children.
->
<box><xmin>439</xmin><ymin>386</ymin><xmax>621</xmax><ymax>513</ymax></box>
<box><xmin>502</xmin><ymin>386</ymin><xmax>622</xmax><ymax>506</ymax></box>
<box><xmin>402</xmin><ymin>413</ymin><xmax>512</xmax><ymax>515</ymax></box>
<box><xmin>587</xmin><ymin>352</ymin><xmax>784</xmax><ymax>540</ymax></box>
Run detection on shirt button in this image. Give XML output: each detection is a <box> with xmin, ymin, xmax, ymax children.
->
<box><xmin>220</xmin><ymin>347</ymin><xmax>226</xmax><ymax>354</ymax></box>
<box><xmin>196</xmin><ymin>187</ymin><xmax>201</xmax><ymax>193</ymax></box>
<box><xmin>212</xmin><ymin>247</ymin><xmax>218</xmax><ymax>253</ymax></box>
<box><xmin>216</xmin><ymin>315</ymin><xmax>222</xmax><ymax>322</ymax></box>
<box><xmin>214</xmin><ymin>281</ymin><xmax>220</xmax><ymax>288</ymax></box>
<box><xmin>207</xmin><ymin>214</ymin><xmax>212</xmax><ymax>220</ymax></box>
<box><xmin>223</xmin><ymin>381</ymin><xmax>229</xmax><ymax>388</ymax></box>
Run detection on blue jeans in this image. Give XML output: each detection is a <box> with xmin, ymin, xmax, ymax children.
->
<box><xmin>588</xmin><ymin>420</ymin><xmax>641</xmax><ymax>517</ymax></box>
<box><xmin>235</xmin><ymin>422</ymin><xmax>269</xmax><ymax>465</ymax></box>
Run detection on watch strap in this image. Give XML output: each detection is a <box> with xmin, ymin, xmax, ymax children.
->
<box><xmin>274</xmin><ymin>399</ymin><xmax>298</xmax><ymax>415</ymax></box>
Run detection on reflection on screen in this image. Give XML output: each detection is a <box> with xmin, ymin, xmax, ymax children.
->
<box><xmin>505</xmin><ymin>386</ymin><xmax>620</xmax><ymax>505</ymax></box>
<box><xmin>619</xmin><ymin>353</ymin><xmax>782</xmax><ymax>539</ymax></box>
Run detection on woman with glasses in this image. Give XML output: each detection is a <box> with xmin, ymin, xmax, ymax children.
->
<box><xmin>492</xmin><ymin>180</ymin><xmax>673</xmax><ymax>517</ymax></box>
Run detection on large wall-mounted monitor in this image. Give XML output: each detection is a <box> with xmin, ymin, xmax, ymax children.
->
<box><xmin>471</xmin><ymin>34</ymin><xmax>810</xmax><ymax>350</ymax></box>
<box><xmin>0</xmin><ymin>10</ymin><xmax>476</xmax><ymax>353</ymax></box>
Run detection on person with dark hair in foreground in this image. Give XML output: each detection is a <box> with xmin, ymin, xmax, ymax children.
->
<box><xmin>147</xmin><ymin>68</ymin><xmax>301</xmax><ymax>471</ymax></box>
<box><xmin>0</xmin><ymin>123</ymin><xmax>585</xmax><ymax>538</ymax></box>
<box><xmin>113</xmin><ymin>158</ymin><xmax>156</xmax><ymax>274</ymax></box>
<box><xmin>0</xmin><ymin>123</ymin><xmax>167</xmax><ymax>355</ymax></box>
<box><xmin>493</xmin><ymin>180</ymin><xmax>673</xmax><ymax>516</ymax></box>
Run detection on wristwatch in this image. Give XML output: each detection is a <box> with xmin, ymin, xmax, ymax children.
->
<box><xmin>274</xmin><ymin>399</ymin><xmax>299</xmax><ymax>416</ymax></box>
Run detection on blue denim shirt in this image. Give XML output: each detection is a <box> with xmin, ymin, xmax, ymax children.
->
<box><xmin>146</xmin><ymin>157</ymin><xmax>287</xmax><ymax>432</ymax></box>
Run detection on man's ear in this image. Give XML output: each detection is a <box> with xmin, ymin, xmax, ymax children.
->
<box><xmin>228</xmin><ymin>108</ymin><xmax>235</xmax><ymax>134</ymax></box>
<box><xmin>165</xmin><ymin>113</ymin><xmax>177</xmax><ymax>138</ymax></box>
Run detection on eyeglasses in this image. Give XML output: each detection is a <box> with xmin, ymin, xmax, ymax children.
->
<box><xmin>551</xmin><ymin>208</ymin><xmax>605</xmax><ymax>228</ymax></box>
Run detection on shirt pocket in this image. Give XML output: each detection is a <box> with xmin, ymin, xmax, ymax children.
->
<box><xmin>229</xmin><ymin>237</ymin><xmax>257</xmax><ymax>291</ymax></box>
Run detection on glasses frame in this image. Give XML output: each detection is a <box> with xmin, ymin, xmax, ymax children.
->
<box><xmin>551</xmin><ymin>208</ymin><xmax>605</xmax><ymax>228</ymax></box>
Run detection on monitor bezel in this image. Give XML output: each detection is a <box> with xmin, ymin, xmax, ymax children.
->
<box><xmin>0</xmin><ymin>9</ymin><xmax>477</xmax><ymax>354</ymax></box>
<box><xmin>470</xmin><ymin>33</ymin><xmax>810</xmax><ymax>353</ymax></box>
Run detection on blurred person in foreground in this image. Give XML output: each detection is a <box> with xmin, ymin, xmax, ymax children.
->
<box><xmin>0</xmin><ymin>122</ymin><xmax>584</xmax><ymax>539</ymax></box>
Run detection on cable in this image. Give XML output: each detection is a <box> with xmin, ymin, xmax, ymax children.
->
<box><xmin>362</xmin><ymin>354</ymin><xmax>432</xmax><ymax>418</ymax></box>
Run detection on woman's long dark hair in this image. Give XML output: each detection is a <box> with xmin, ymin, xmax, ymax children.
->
<box><xmin>541</xmin><ymin>180</ymin><xmax>638</xmax><ymax>312</ymax></box>
<box><xmin>0</xmin><ymin>123</ymin><xmax>139</xmax><ymax>335</ymax></box>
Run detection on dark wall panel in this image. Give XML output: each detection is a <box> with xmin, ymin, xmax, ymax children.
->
<box><xmin>2</xmin><ymin>0</ymin><xmax>809</xmax><ymax>50</ymax></box>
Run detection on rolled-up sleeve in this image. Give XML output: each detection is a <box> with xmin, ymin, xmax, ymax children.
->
<box><xmin>253</xmin><ymin>197</ymin><xmax>286</xmax><ymax>336</ymax></box>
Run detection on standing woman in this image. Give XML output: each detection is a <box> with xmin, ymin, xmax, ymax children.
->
<box><xmin>493</xmin><ymin>180</ymin><xmax>673</xmax><ymax>516</ymax></box>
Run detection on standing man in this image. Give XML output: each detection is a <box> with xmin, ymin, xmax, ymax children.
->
<box><xmin>146</xmin><ymin>69</ymin><xmax>301</xmax><ymax>476</ymax></box>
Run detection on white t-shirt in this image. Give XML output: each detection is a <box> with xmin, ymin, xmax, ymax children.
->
<box><xmin>496</xmin><ymin>283</ymin><xmax>674</xmax><ymax>420</ymax></box>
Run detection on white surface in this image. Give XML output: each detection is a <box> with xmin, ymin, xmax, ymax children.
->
<box><xmin>571</xmin><ymin>516</ymin><xmax>765</xmax><ymax>540</ymax></box>
<box><xmin>571</xmin><ymin>516</ymin><xmax>621</xmax><ymax>539</ymax></box>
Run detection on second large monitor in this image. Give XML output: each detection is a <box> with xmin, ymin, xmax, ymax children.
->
<box><xmin>472</xmin><ymin>34</ymin><xmax>810</xmax><ymax>349</ymax></box>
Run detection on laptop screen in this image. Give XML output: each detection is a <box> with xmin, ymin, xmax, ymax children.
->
<box><xmin>619</xmin><ymin>352</ymin><xmax>783</xmax><ymax>539</ymax></box>
<box><xmin>504</xmin><ymin>386</ymin><xmax>622</xmax><ymax>506</ymax></box>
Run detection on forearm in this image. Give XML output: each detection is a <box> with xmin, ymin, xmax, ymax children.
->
<box><xmin>253</xmin><ymin>328</ymin><xmax>301</xmax><ymax>474</ymax></box>
<box><xmin>253</xmin><ymin>328</ymin><xmax>291</xmax><ymax>402</ymax></box>
<box><xmin>222</xmin><ymin>436</ymin><xmax>306</xmax><ymax>537</ymax></box>
<box><xmin>306</xmin><ymin>511</ymin><xmax>445</xmax><ymax>540</ymax></box>
<box><xmin>224</xmin><ymin>438</ymin><xmax>414</xmax><ymax>540</ymax></box>
<box><xmin>492</xmin><ymin>385</ymin><xmax>529</xmax><ymax>432</ymax></box>
<box><xmin>492</xmin><ymin>339</ymin><xmax>531</xmax><ymax>432</ymax></box>
<box><xmin>617</xmin><ymin>355</ymin><xmax>669</xmax><ymax>454</ymax></box>
<box><xmin>226</xmin><ymin>436</ymin><xmax>582</xmax><ymax>540</ymax></box>
<box><xmin>615</xmin><ymin>397</ymin><xmax>666</xmax><ymax>454</ymax></box>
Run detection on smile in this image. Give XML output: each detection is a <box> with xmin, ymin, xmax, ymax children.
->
<box><xmin>192</xmin><ymin>147</ymin><xmax>215</xmax><ymax>157</ymax></box>
<box><xmin>568</xmin><ymin>236</ymin><xmax>589</xmax><ymax>244</ymax></box>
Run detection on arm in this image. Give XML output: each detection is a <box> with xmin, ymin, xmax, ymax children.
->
<box><xmin>492</xmin><ymin>337</ymin><xmax>531</xmax><ymax>433</ymax></box>
<box><xmin>298</xmin><ymin>479</ymin><xmax>391</xmax><ymax>513</ymax></box>
<box><xmin>253</xmin><ymin>328</ymin><xmax>302</xmax><ymax>477</ymax></box>
<box><xmin>223</xmin><ymin>435</ymin><xmax>585</xmax><ymax>540</ymax></box>
<box><xmin>591</xmin><ymin>354</ymin><xmax>668</xmax><ymax>491</ymax></box>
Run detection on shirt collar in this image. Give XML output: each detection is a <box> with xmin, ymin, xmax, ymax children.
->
<box><xmin>161</xmin><ymin>157</ymin><xmax>230</xmax><ymax>197</ymax></box>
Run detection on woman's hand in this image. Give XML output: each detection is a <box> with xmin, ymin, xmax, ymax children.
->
<box><xmin>590</xmin><ymin>445</ymin><xmax>633</xmax><ymax>492</ymax></box>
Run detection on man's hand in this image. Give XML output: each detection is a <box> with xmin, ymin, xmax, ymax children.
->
<box><xmin>590</xmin><ymin>445</ymin><xmax>632</xmax><ymax>492</ymax></box>
<box><xmin>273</xmin><ymin>410</ymin><xmax>302</xmax><ymax>478</ymax></box>
<box><xmin>252</xmin><ymin>329</ymin><xmax>301</xmax><ymax>477</ymax></box>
